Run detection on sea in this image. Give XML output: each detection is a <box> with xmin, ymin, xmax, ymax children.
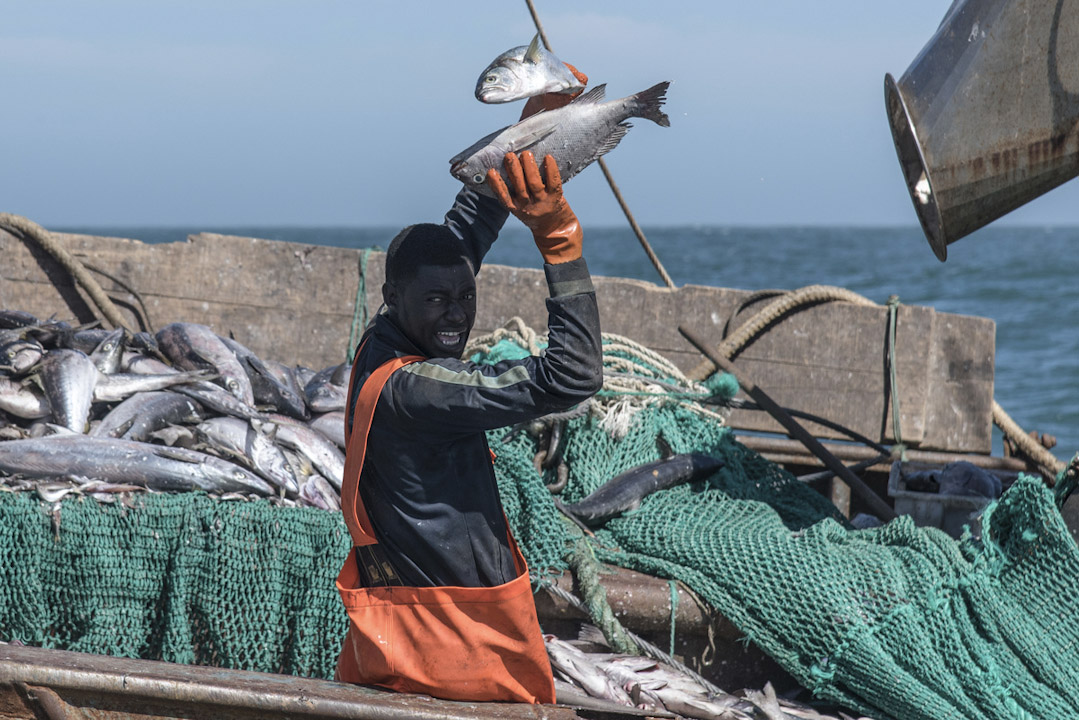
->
<box><xmin>59</xmin><ymin>224</ymin><xmax>1079</xmax><ymax>464</ymax></box>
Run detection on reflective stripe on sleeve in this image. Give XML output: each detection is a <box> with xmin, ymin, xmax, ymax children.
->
<box><xmin>401</xmin><ymin>362</ymin><xmax>531</xmax><ymax>388</ymax></box>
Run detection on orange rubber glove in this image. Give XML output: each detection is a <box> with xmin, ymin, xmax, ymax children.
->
<box><xmin>487</xmin><ymin>151</ymin><xmax>582</xmax><ymax>264</ymax></box>
<box><xmin>520</xmin><ymin>63</ymin><xmax>588</xmax><ymax>120</ymax></box>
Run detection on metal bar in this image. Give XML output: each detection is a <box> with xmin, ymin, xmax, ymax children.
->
<box><xmin>0</xmin><ymin>645</ymin><xmax>576</xmax><ymax>720</ymax></box>
<box><xmin>738</xmin><ymin>435</ymin><xmax>1031</xmax><ymax>474</ymax></box>
<box><xmin>679</xmin><ymin>324</ymin><xmax>897</xmax><ymax>521</ymax></box>
<box><xmin>523</xmin><ymin>0</ymin><xmax>676</xmax><ymax>289</ymax></box>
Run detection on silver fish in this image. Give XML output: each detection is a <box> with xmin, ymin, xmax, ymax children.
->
<box><xmin>196</xmin><ymin>416</ymin><xmax>299</xmax><ymax>496</ymax></box>
<box><xmin>56</xmin><ymin>327</ymin><xmax>112</xmax><ymax>354</ymax></box>
<box><xmin>298</xmin><ymin>474</ymin><xmax>340</xmax><ymax>511</ymax></box>
<box><xmin>92</xmin><ymin>390</ymin><xmax>204</xmax><ymax>441</ymax></box>
<box><xmin>0</xmin><ymin>434</ymin><xmax>273</xmax><ymax>495</ymax></box>
<box><xmin>0</xmin><ymin>377</ymin><xmax>51</xmax><ymax>420</ymax></box>
<box><xmin>304</xmin><ymin>364</ymin><xmax>348</xmax><ymax>413</ymax></box>
<box><xmin>0</xmin><ymin>336</ymin><xmax>44</xmax><ymax>374</ymax></box>
<box><xmin>544</xmin><ymin>635</ymin><xmax>633</xmax><ymax>706</ymax></box>
<box><xmin>475</xmin><ymin>34</ymin><xmax>584</xmax><ymax>103</ymax></box>
<box><xmin>450</xmin><ymin>82</ymin><xmax>670</xmax><ymax>195</ymax></box>
<box><xmin>88</xmin><ymin>328</ymin><xmax>126</xmax><ymax>374</ymax></box>
<box><xmin>127</xmin><ymin>354</ymin><xmax>263</xmax><ymax>420</ymax></box>
<box><xmin>240</xmin><ymin>354</ymin><xmax>309</xmax><ymax>420</ymax></box>
<box><xmin>93</xmin><ymin>369</ymin><xmax>213</xmax><ymax>403</ymax></box>
<box><xmin>0</xmin><ymin>310</ymin><xmax>41</xmax><ymax>329</ymax></box>
<box><xmin>122</xmin><ymin>352</ymin><xmax>174</xmax><ymax>375</ymax></box>
<box><xmin>36</xmin><ymin>348</ymin><xmax>98</xmax><ymax>432</ymax></box>
<box><xmin>308</xmin><ymin>411</ymin><xmax>346</xmax><ymax>449</ymax></box>
<box><xmin>157</xmin><ymin>322</ymin><xmax>254</xmax><ymax>405</ymax></box>
<box><xmin>173</xmin><ymin>381</ymin><xmax>263</xmax><ymax>422</ymax></box>
<box><xmin>269</xmin><ymin>414</ymin><xmax>345</xmax><ymax>489</ymax></box>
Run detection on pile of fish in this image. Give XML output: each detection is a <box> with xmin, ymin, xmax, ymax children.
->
<box><xmin>546</xmin><ymin>634</ymin><xmax>872</xmax><ymax>720</ymax></box>
<box><xmin>0</xmin><ymin>310</ymin><xmax>348</xmax><ymax>510</ymax></box>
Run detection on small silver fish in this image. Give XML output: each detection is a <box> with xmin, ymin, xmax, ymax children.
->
<box><xmin>0</xmin><ymin>434</ymin><xmax>273</xmax><ymax>495</ymax></box>
<box><xmin>196</xmin><ymin>417</ymin><xmax>299</xmax><ymax>497</ymax></box>
<box><xmin>89</xmin><ymin>328</ymin><xmax>126</xmax><ymax>374</ymax></box>
<box><xmin>475</xmin><ymin>34</ymin><xmax>584</xmax><ymax>103</ymax></box>
<box><xmin>36</xmin><ymin>348</ymin><xmax>98</xmax><ymax>433</ymax></box>
<box><xmin>157</xmin><ymin>322</ymin><xmax>254</xmax><ymax>405</ymax></box>
<box><xmin>268</xmin><ymin>414</ymin><xmax>345</xmax><ymax>489</ymax></box>
<box><xmin>0</xmin><ymin>377</ymin><xmax>51</xmax><ymax>420</ymax></box>
<box><xmin>0</xmin><ymin>337</ymin><xmax>44</xmax><ymax>374</ymax></box>
<box><xmin>298</xmin><ymin>474</ymin><xmax>340</xmax><ymax>511</ymax></box>
<box><xmin>450</xmin><ymin>82</ymin><xmax>670</xmax><ymax>195</ymax></box>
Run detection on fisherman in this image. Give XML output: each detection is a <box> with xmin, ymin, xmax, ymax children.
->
<box><xmin>334</xmin><ymin>91</ymin><xmax>601</xmax><ymax>703</ymax></box>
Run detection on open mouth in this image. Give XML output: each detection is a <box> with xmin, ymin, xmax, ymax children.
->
<box><xmin>435</xmin><ymin>330</ymin><xmax>465</xmax><ymax>350</ymax></box>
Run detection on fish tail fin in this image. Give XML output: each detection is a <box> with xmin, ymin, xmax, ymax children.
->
<box><xmin>632</xmin><ymin>81</ymin><xmax>671</xmax><ymax>127</ymax></box>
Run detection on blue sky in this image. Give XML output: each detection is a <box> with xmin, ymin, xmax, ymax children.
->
<box><xmin>3</xmin><ymin>1</ymin><xmax>1076</xmax><ymax>229</ymax></box>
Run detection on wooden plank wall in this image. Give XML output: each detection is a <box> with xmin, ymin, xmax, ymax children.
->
<box><xmin>0</xmin><ymin>229</ymin><xmax>995</xmax><ymax>453</ymax></box>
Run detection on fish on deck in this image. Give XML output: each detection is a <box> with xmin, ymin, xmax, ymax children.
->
<box><xmin>560</xmin><ymin>453</ymin><xmax>724</xmax><ymax>526</ymax></box>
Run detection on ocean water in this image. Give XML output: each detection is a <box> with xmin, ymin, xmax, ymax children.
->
<box><xmin>61</xmin><ymin>224</ymin><xmax>1079</xmax><ymax>462</ymax></box>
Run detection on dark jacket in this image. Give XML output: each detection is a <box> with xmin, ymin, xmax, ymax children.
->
<box><xmin>347</xmin><ymin>188</ymin><xmax>602</xmax><ymax>588</ymax></box>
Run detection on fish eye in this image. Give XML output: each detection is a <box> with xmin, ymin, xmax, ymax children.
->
<box><xmin>227</xmin><ymin>379</ymin><xmax>238</xmax><ymax>390</ymax></box>
<box><xmin>485</xmin><ymin>75</ymin><xmax>497</xmax><ymax>83</ymax></box>
<box><xmin>472</xmin><ymin>173</ymin><xmax>485</xmax><ymax>184</ymax></box>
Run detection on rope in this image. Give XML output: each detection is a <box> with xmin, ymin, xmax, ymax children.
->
<box><xmin>686</xmin><ymin>283</ymin><xmax>1061</xmax><ymax>482</ymax></box>
<box><xmin>667</xmin><ymin>579</ymin><xmax>679</xmax><ymax>658</ymax></box>
<box><xmin>564</xmin><ymin>531</ymin><xmax>639</xmax><ymax>655</ymax></box>
<box><xmin>0</xmin><ymin>213</ymin><xmax>131</xmax><ymax>331</ymax></box>
<box><xmin>993</xmin><ymin>400</ymin><xmax>1065</xmax><ymax>482</ymax></box>
<box><xmin>346</xmin><ymin>248</ymin><xmax>373</xmax><ymax>364</ymax></box>
<box><xmin>886</xmin><ymin>295</ymin><xmax>907</xmax><ymax>461</ymax></box>
<box><xmin>522</xmin><ymin>0</ymin><xmax>676</xmax><ymax>290</ymax></box>
<box><xmin>688</xmin><ymin>284</ymin><xmax>877</xmax><ymax>382</ymax></box>
<box><xmin>465</xmin><ymin>316</ymin><xmax>544</xmax><ymax>357</ymax></box>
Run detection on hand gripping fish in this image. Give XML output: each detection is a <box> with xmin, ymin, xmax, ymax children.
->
<box><xmin>449</xmin><ymin>81</ymin><xmax>670</xmax><ymax>195</ymax></box>
<box><xmin>559</xmin><ymin>453</ymin><xmax>724</xmax><ymax>526</ymax></box>
<box><xmin>475</xmin><ymin>34</ymin><xmax>585</xmax><ymax>103</ymax></box>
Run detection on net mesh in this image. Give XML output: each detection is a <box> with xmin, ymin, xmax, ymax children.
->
<box><xmin>2</xmin><ymin>327</ymin><xmax>1077</xmax><ymax>720</ymax></box>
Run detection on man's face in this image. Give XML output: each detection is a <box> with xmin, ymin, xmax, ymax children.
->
<box><xmin>383</xmin><ymin>262</ymin><xmax>477</xmax><ymax>359</ymax></box>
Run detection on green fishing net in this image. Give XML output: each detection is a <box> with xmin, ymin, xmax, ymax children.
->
<box><xmin>1</xmin><ymin>331</ymin><xmax>1077</xmax><ymax>720</ymax></box>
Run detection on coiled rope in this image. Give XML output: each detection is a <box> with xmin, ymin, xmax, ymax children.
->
<box><xmin>686</xmin><ymin>283</ymin><xmax>1066</xmax><ymax>480</ymax></box>
<box><xmin>0</xmin><ymin>213</ymin><xmax>130</xmax><ymax>331</ymax></box>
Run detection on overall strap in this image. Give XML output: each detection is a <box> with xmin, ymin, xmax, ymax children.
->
<box><xmin>341</xmin><ymin>351</ymin><xmax>423</xmax><ymax>546</ymax></box>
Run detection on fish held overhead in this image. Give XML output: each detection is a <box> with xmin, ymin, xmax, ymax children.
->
<box><xmin>474</xmin><ymin>34</ymin><xmax>585</xmax><ymax>104</ymax></box>
<box><xmin>450</xmin><ymin>81</ymin><xmax>671</xmax><ymax>196</ymax></box>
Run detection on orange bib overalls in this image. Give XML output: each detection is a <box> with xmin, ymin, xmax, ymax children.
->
<box><xmin>334</xmin><ymin>354</ymin><xmax>555</xmax><ymax>704</ymax></box>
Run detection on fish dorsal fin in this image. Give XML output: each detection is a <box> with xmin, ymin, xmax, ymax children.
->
<box><xmin>572</xmin><ymin>83</ymin><xmax>606</xmax><ymax>105</ymax></box>
<box><xmin>507</xmin><ymin>124</ymin><xmax>558</xmax><ymax>153</ymax></box>
<box><xmin>524</xmin><ymin>33</ymin><xmax>543</xmax><ymax>64</ymax></box>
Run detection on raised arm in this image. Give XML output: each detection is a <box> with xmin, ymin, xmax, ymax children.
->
<box><xmin>442</xmin><ymin>186</ymin><xmax>509</xmax><ymax>274</ymax></box>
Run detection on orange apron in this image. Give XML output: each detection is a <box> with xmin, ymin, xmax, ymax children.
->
<box><xmin>334</xmin><ymin>353</ymin><xmax>555</xmax><ymax>704</ymax></box>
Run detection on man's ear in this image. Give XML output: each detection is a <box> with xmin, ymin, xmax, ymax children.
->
<box><xmin>382</xmin><ymin>282</ymin><xmax>397</xmax><ymax>312</ymax></box>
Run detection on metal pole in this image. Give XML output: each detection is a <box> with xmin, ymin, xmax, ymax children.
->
<box><xmin>523</xmin><ymin>0</ymin><xmax>676</xmax><ymax>289</ymax></box>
